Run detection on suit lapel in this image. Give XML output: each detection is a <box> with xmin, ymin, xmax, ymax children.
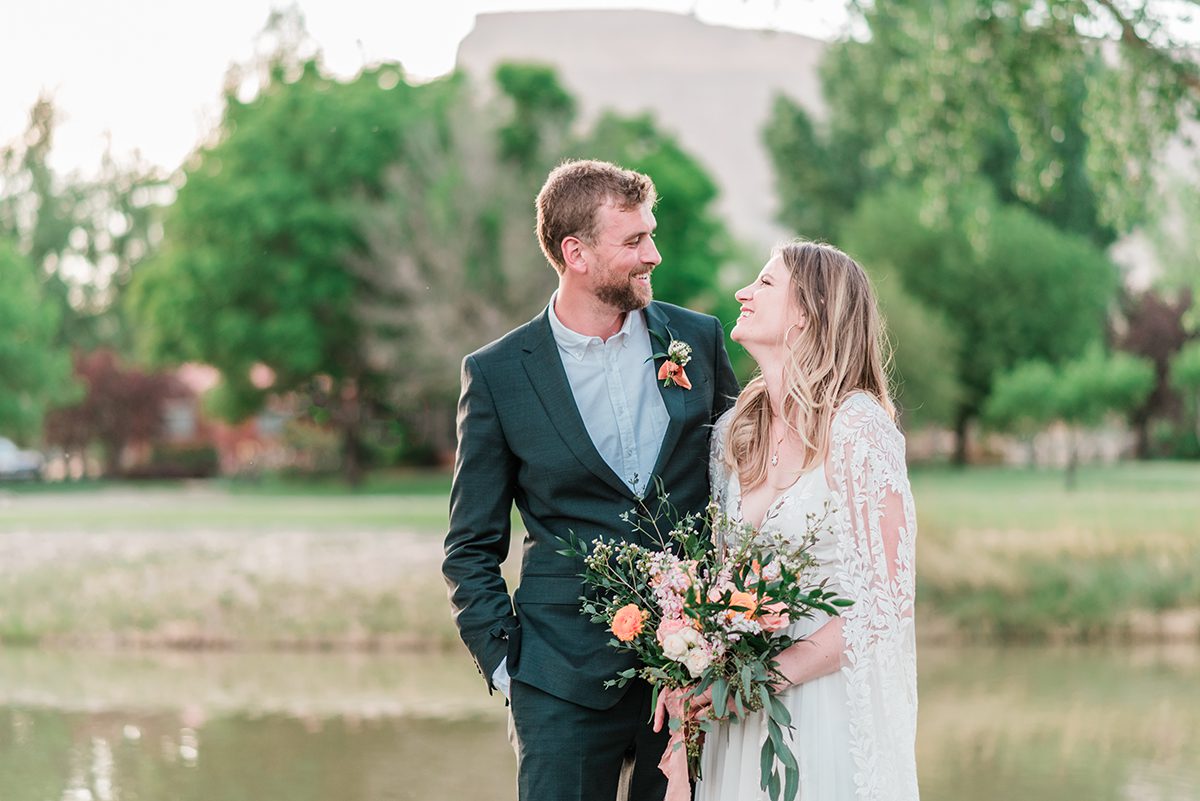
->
<box><xmin>645</xmin><ymin>303</ymin><xmax>687</xmax><ymax>480</ymax></box>
<box><xmin>521</xmin><ymin>310</ymin><xmax>636</xmax><ymax>500</ymax></box>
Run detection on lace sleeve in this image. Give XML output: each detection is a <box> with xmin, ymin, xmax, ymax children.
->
<box><xmin>708</xmin><ymin>408</ymin><xmax>735</xmax><ymax>513</ymax></box>
<box><xmin>828</xmin><ymin>393</ymin><xmax>919</xmax><ymax>801</ymax></box>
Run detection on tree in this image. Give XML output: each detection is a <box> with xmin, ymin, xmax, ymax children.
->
<box><xmin>0</xmin><ymin>240</ymin><xmax>77</xmax><ymax>441</ymax></box>
<box><xmin>988</xmin><ymin>347</ymin><xmax>1154</xmax><ymax>486</ymax></box>
<box><xmin>984</xmin><ymin>360</ymin><xmax>1065</xmax><ymax>465</ymax></box>
<box><xmin>842</xmin><ymin>181</ymin><xmax>1118</xmax><ymax>462</ymax></box>
<box><xmin>130</xmin><ymin>10</ymin><xmax>461</xmax><ymax>482</ymax></box>
<box><xmin>1170</xmin><ymin>340</ymin><xmax>1200</xmax><ymax>444</ymax></box>
<box><xmin>0</xmin><ymin>96</ymin><xmax>168</xmax><ymax>353</ymax></box>
<box><xmin>1112</xmin><ymin>287</ymin><xmax>1194</xmax><ymax>455</ymax></box>
<box><xmin>493</xmin><ymin>62</ymin><xmax>576</xmax><ymax>169</ymax></box>
<box><xmin>872</xmin><ymin>273</ymin><xmax>963</xmax><ymax>430</ymax></box>
<box><xmin>1055</xmin><ymin>346</ymin><xmax>1155</xmax><ymax>486</ymax></box>
<box><xmin>43</xmin><ymin>350</ymin><xmax>179</xmax><ymax>477</ymax></box>
<box><xmin>816</xmin><ymin>0</ymin><xmax>1199</xmax><ymax>235</ymax></box>
<box><xmin>1149</xmin><ymin>178</ymin><xmax>1200</xmax><ymax>332</ymax></box>
<box><xmin>349</xmin><ymin>75</ymin><xmax>550</xmax><ymax>461</ymax></box>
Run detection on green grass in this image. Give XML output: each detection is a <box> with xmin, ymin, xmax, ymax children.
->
<box><xmin>912</xmin><ymin>461</ymin><xmax>1200</xmax><ymax>641</ymax></box>
<box><xmin>1</xmin><ymin>462</ymin><xmax>1197</xmax><ymax>647</ymax></box>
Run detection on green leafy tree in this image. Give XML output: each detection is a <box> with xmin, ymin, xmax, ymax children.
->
<box><xmin>984</xmin><ymin>360</ymin><xmax>1064</xmax><ymax>465</ymax></box>
<box><xmin>812</xmin><ymin>0</ymin><xmax>1199</xmax><ymax>236</ymax></box>
<box><xmin>1055</xmin><ymin>346</ymin><xmax>1156</xmax><ymax>487</ymax></box>
<box><xmin>493</xmin><ymin>62</ymin><xmax>576</xmax><ymax>169</ymax></box>
<box><xmin>1150</xmin><ymin>179</ymin><xmax>1200</xmax><ymax>332</ymax></box>
<box><xmin>872</xmin><ymin>273</ymin><xmax>963</xmax><ymax>429</ymax></box>
<box><xmin>0</xmin><ymin>240</ymin><xmax>77</xmax><ymax>441</ymax></box>
<box><xmin>1170</xmin><ymin>340</ymin><xmax>1200</xmax><ymax>445</ymax></box>
<box><xmin>0</xmin><ymin>96</ymin><xmax>168</xmax><ymax>353</ymax></box>
<box><xmin>843</xmin><ymin>181</ymin><xmax>1117</xmax><ymax>462</ymax></box>
<box><xmin>349</xmin><ymin>76</ymin><xmax>550</xmax><ymax>461</ymax></box>
<box><xmin>989</xmin><ymin>348</ymin><xmax>1154</xmax><ymax>485</ymax></box>
<box><xmin>130</xmin><ymin>10</ymin><xmax>460</xmax><ymax>482</ymax></box>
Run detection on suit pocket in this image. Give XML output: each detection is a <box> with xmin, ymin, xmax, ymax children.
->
<box><xmin>513</xmin><ymin>575</ymin><xmax>585</xmax><ymax>605</ymax></box>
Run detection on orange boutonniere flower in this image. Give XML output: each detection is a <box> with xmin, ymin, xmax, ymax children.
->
<box><xmin>648</xmin><ymin>331</ymin><xmax>694</xmax><ymax>390</ymax></box>
<box><xmin>657</xmin><ymin>360</ymin><xmax>692</xmax><ymax>390</ymax></box>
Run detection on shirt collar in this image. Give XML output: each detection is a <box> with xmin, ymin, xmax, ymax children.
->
<box><xmin>547</xmin><ymin>291</ymin><xmax>643</xmax><ymax>361</ymax></box>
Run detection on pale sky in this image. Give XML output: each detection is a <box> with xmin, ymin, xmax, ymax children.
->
<box><xmin>0</xmin><ymin>0</ymin><xmax>850</xmax><ymax>177</ymax></box>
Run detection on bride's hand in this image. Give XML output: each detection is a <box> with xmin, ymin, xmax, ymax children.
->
<box><xmin>685</xmin><ymin>686</ymin><xmax>714</xmax><ymax>720</ymax></box>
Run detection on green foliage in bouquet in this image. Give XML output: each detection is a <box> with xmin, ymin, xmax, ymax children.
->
<box><xmin>558</xmin><ymin>487</ymin><xmax>852</xmax><ymax>801</ymax></box>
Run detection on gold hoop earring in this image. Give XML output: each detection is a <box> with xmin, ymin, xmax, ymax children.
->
<box><xmin>784</xmin><ymin>323</ymin><xmax>801</xmax><ymax>349</ymax></box>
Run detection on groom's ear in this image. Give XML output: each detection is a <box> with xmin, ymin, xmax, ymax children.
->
<box><xmin>561</xmin><ymin>236</ymin><xmax>588</xmax><ymax>275</ymax></box>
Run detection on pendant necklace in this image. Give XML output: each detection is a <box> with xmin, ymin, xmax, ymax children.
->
<box><xmin>770</xmin><ymin>423</ymin><xmax>785</xmax><ymax>467</ymax></box>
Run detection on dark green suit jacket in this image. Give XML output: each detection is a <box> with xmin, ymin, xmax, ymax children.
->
<box><xmin>442</xmin><ymin>300</ymin><xmax>739</xmax><ymax>710</ymax></box>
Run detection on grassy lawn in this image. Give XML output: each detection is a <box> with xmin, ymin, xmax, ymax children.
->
<box><xmin>1</xmin><ymin>462</ymin><xmax>1197</xmax><ymax>647</ymax></box>
<box><xmin>912</xmin><ymin>461</ymin><xmax>1200</xmax><ymax>641</ymax></box>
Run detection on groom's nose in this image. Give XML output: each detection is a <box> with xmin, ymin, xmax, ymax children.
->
<box><xmin>640</xmin><ymin>236</ymin><xmax>661</xmax><ymax>266</ymax></box>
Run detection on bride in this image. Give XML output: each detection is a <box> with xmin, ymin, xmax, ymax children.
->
<box><xmin>664</xmin><ymin>240</ymin><xmax>919</xmax><ymax>801</ymax></box>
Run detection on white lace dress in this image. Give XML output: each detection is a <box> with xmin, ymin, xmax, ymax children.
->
<box><xmin>695</xmin><ymin>392</ymin><xmax>919</xmax><ymax>801</ymax></box>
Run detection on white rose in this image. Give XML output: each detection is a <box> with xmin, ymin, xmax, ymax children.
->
<box><xmin>682</xmin><ymin>647</ymin><xmax>711</xmax><ymax>677</ymax></box>
<box><xmin>661</xmin><ymin>632</ymin><xmax>690</xmax><ymax>660</ymax></box>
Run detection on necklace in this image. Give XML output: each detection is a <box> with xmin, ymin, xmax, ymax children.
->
<box><xmin>770</xmin><ymin>423</ymin><xmax>785</xmax><ymax>467</ymax></box>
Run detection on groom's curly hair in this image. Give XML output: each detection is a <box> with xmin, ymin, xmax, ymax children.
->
<box><xmin>536</xmin><ymin>159</ymin><xmax>656</xmax><ymax>274</ymax></box>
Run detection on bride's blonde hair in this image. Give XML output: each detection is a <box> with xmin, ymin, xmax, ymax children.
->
<box><xmin>726</xmin><ymin>240</ymin><xmax>895</xmax><ymax>488</ymax></box>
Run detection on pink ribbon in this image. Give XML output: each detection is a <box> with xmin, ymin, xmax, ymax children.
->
<box><xmin>657</xmin><ymin>690</ymin><xmax>692</xmax><ymax>801</ymax></box>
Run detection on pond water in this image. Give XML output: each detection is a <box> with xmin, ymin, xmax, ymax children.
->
<box><xmin>1</xmin><ymin>644</ymin><xmax>1197</xmax><ymax>800</ymax></box>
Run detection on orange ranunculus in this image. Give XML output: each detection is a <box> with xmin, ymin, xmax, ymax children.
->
<box><xmin>611</xmin><ymin>603</ymin><xmax>648</xmax><ymax>642</ymax></box>
<box><xmin>657</xmin><ymin>361</ymin><xmax>692</xmax><ymax>390</ymax></box>
<box><xmin>727</xmin><ymin>590</ymin><xmax>759</xmax><ymax>616</ymax></box>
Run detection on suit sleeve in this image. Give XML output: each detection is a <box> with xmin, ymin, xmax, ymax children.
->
<box><xmin>711</xmin><ymin>315</ymin><xmax>741</xmax><ymax>420</ymax></box>
<box><xmin>442</xmin><ymin>354</ymin><xmax>520</xmax><ymax>691</ymax></box>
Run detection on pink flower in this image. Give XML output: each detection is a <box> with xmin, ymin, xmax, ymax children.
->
<box><xmin>759</xmin><ymin>602</ymin><xmax>791</xmax><ymax>633</ymax></box>
<box><xmin>656</xmin><ymin>617</ymin><xmax>688</xmax><ymax>644</ymax></box>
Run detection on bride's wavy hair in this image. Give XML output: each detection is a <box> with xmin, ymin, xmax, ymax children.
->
<box><xmin>726</xmin><ymin>240</ymin><xmax>895</xmax><ymax>488</ymax></box>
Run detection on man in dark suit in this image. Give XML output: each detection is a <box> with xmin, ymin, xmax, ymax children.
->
<box><xmin>443</xmin><ymin>159</ymin><xmax>739</xmax><ymax>801</ymax></box>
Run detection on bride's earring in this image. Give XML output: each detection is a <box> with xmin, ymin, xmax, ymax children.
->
<box><xmin>783</xmin><ymin>323</ymin><xmax>801</xmax><ymax>349</ymax></box>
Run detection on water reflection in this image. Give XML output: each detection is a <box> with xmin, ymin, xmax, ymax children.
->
<box><xmin>0</xmin><ymin>645</ymin><xmax>1196</xmax><ymax>801</ymax></box>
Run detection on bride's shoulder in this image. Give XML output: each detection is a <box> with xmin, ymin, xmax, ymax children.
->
<box><xmin>831</xmin><ymin>391</ymin><xmax>902</xmax><ymax>449</ymax></box>
<box><xmin>709</xmin><ymin>408</ymin><xmax>736</xmax><ymax>462</ymax></box>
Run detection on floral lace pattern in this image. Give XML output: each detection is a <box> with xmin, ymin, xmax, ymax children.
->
<box><xmin>707</xmin><ymin>393</ymin><xmax>919</xmax><ymax>800</ymax></box>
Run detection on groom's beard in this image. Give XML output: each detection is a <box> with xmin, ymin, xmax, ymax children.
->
<box><xmin>595</xmin><ymin>266</ymin><xmax>653</xmax><ymax>312</ymax></box>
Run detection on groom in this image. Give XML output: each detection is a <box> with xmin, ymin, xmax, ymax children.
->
<box><xmin>443</xmin><ymin>159</ymin><xmax>739</xmax><ymax>800</ymax></box>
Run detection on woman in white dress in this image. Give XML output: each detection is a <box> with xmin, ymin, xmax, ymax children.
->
<box><xmin>680</xmin><ymin>240</ymin><xmax>919</xmax><ymax>801</ymax></box>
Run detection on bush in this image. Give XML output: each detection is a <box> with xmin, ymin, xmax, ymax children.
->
<box><xmin>124</xmin><ymin>444</ymin><xmax>219</xmax><ymax>479</ymax></box>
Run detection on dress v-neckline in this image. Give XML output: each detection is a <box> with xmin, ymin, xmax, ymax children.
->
<box><xmin>731</xmin><ymin>465</ymin><xmax>823</xmax><ymax>531</ymax></box>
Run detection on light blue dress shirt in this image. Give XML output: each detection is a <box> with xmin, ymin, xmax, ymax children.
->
<box><xmin>545</xmin><ymin>292</ymin><xmax>670</xmax><ymax>497</ymax></box>
<box><xmin>493</xmin><ymin>293</ymin><xmax>671</xmax><ymax>697</ymax></box>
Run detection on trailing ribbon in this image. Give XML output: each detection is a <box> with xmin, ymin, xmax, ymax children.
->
<box><xmin>657</xmin><ymin>690</ymin><xmax>693</xmax><ymax>801</ymax></box>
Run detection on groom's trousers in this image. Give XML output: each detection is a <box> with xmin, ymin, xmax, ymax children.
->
<box><xmin>509</xmin><ymin>678</ymin><xmax>670</xmax><ymax>801</ymax></box>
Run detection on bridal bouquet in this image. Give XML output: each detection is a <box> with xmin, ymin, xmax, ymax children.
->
<box><xmin>558</xmin><ymin>492</ymin><xmax>850</xmax><ymax>801</ymax></box>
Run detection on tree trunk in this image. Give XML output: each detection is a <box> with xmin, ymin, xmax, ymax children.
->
<box><xmin>1064</xmin><ymin>428</ymin><xmax>1078</xmax><ymax>491</ymax></box>
<box><xmin>1132</xmin><ymin>413</ymin><xmax>1150</xmax><ymax>460</ymax></box>
<box><xmin>335</xmin><ymin>378</ymin><xmax>365</xmax><ymax>487</ymax></box>
<box><xmin>953</xmin><ymin>407</ymin><xmax>970</xmax><ymax>466</ymax></box>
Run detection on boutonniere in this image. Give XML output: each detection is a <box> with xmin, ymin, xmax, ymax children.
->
<box><xmin>648</xmin><ymin>330</ymin><xmax>693</xmax><ymax>390</ymax></box>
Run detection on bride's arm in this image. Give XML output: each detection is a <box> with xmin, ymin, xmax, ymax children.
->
<box><xmin>771</xmin><ymin>616</ymin><xmax>845</xmax><ymax>688</ymax></box>
<box><xmin>774</xmin><ymin>398</ymin><xmax>915</xmax><ymax>691</ymax></box>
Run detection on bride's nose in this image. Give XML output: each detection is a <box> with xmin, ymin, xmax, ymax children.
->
<box><xmin>734</xmin><ymin>284</ymin><xmax>752</xmax><ymax>302</ymax></box>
